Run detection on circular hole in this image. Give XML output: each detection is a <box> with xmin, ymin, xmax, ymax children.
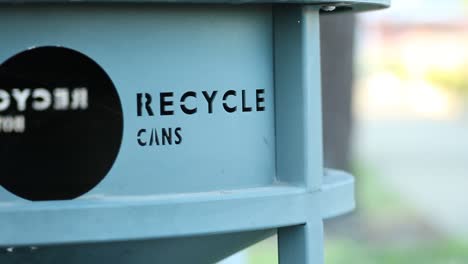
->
<box><xmin>0</xmin><ymin>46</ymin><xmax>123</xmax><ymax>201</ymax></box>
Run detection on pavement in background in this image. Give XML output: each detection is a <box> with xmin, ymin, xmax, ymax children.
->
<box><xmin>354</xmin><ymin>118</ymin><xmax>468</xmax><ymax>238</ymax></box>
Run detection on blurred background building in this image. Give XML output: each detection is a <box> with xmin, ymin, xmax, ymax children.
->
<box><xmin>222</xmin><ymin>0</ymin><xmax>468</xmax><ymax>262</ymax></box>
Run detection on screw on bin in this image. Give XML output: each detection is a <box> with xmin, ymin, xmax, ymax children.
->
<box><xmin>321</xmin><ymin>5</ymin><xmax>336</xmax><ymax>11</ymax></box>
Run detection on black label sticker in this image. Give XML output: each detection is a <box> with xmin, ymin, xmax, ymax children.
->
<box><xmin>0</xmin><ymin>47</ymin><xmax>123</xmax><ymax>201</ymax></box>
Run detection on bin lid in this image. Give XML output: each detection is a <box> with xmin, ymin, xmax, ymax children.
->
<box><xmin>0</xmin><ymin>0</ymin><xmax>390</xmax><ymax>12</ymax></box>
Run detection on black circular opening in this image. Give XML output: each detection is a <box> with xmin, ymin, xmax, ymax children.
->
<box><xmin>0</xmin><ymin>46</ymin><xmax>123</xmax><ymax>201</ymax></box>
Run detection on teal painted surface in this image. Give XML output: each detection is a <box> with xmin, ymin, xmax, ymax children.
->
<box><xmin>0</xmin><ymin>1</ymin><xmax>390</xmax><ymax>12</ymax></box>
<box><xmin>0</xmin><ymin>5</ymin><xmax>276</xmax><ymax>198</ymax></box>
<box><xmin>274</xmin><ymin>5</ymin><xmax>323</xmax><ymax>190</ymax></box>
<box><xmin>274</xmin><ymin>6</ymin><xmax>325</xmax><ymax>263</ymax></box>
<box><xmin>0</xmin><ymin>4</ymin><xmax>363</xmax><ymax>263</ymax></box>
<box><xmin>0</xmin><ymin>186</ymin><xmax>315</xmax><ymax>246</ymax></box>
<box><xmin>0</xmin><ymin>230</ymin><xmax>276</xmax><ymax>264</ymax></box>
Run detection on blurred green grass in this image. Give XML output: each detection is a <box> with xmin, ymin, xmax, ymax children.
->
<box><xmin>247</xmin><ymin>238</ymin><xmax>468</xmax><ymax>264</ymax></box>
<box><xmin>353</xmin><ymin>162</ymin><xmax>414</xmax><ymax>219</ymax></box>
<box><xmin>247</xmin><ymin>237</ymin><xmax>278</xmax><ymax>264</ymax></box>
<box><xmin>326</xmin><ymin>239</ymin><xmax>468</xmax><ymax>264</ymax></box>
<box><xmin>243</xmin><ymin>162</ymin><xmax>468</xmax><ymax>263</ymax></box>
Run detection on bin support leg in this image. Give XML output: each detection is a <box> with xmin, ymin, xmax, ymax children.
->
<box><xmin>274</xmin><ymin>5</ymin><xmax>324</xmax><ymax>264</ymax></box>
<box><xmin>278</xmin><ymin>219</ymin><xmax>324</xmax><ymax>264</ymax></box>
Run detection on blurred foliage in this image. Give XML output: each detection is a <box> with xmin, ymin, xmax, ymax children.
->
<box><xmin>360</xmin><ymin>54</ymin><xmax>468</xmax><ymax>99</ymax></box>
<box><xmin>380</xmin><ymin>60</ymin><xmax>468</xmax><ymax>98</ymax></box>
<box><xmin>245</xmin><ymin>161</ymin><xmax>468</xmax><ymax>264</ymax></box>
<box><xmin>247</xmin><ymin>237</ymin><xmax>468</xmax><ymax>264</ymax></box>
<box><xmin>327</xmin><ymin>162</ymin><xmax>468</xmax><ymax>264</ymax></box>
<box><xmin>426</xmin><ymin>67</ymin><xmax>468</xmax><ymax>99</ymax></box>
<box><xmin>352</xmin><ymin>162</ymin><xmax>413</xmax><ymax>218</ymax></box>
<box><xmin>248</xmin><ymin>237</ymin><xmax>278</xmax><ymax>264</ymax></box>
<box><xmin>381</xmin><ymin>60</ymin><xmax>410</xmax><ymax>80</ymax></box>
<box><xmin>245</xmin><ymin>161</ymin><xmax>468</xmax><ymax>263</ymax></box>
<box><xmin>326</xmin><ymin>239</ymin><xmax>468</xmax><ymax>264</ymax></box>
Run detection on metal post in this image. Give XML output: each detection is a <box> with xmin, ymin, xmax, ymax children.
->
<box><xmin>274</xmin><ymin>5</ymin><xmax>324</xmax><ymax>264</ymax></box>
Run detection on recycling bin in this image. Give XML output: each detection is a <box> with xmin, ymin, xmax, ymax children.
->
<box><xmin>0</xmin><ymin>1</ymin><xmax>389</xmax><ymax>263</ymax></box>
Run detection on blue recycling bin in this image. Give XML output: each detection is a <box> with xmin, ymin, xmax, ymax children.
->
<box><xmin>0</xmin><ymin>1</ymin><xmax>389</xmax><ymax>263</ymax></box>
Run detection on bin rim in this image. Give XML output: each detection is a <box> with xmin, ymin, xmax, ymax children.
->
<box><xmin>0</xmin><ymin>0</ymin><xmax>390</xmax><ymax>12</ymax></box>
